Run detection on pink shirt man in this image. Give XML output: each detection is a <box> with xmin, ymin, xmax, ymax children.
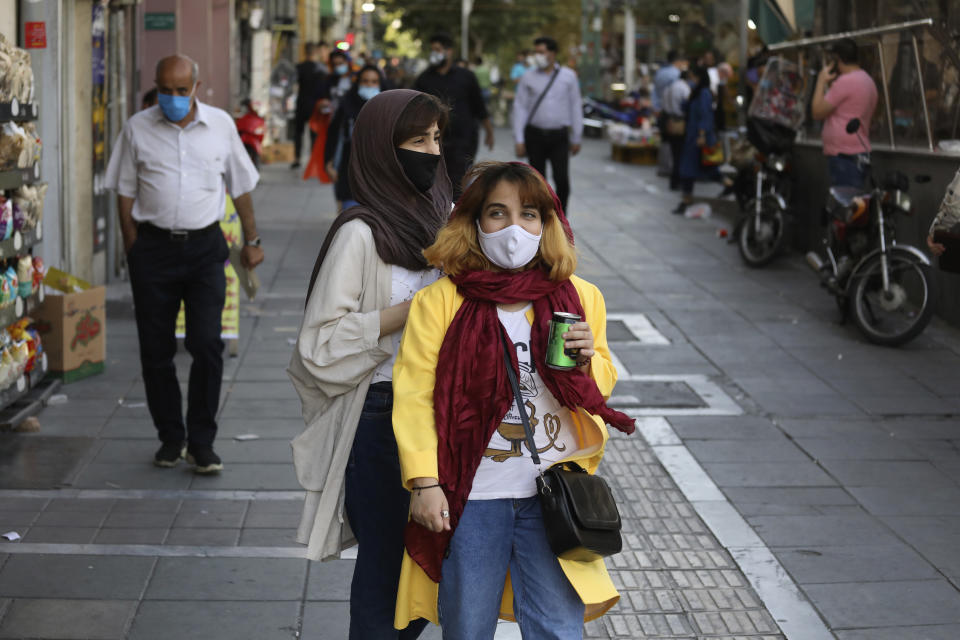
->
<box><xmin>822</xmin><ymin>69</ymin><xmax>878</xmax><ymax>156</ymax></box>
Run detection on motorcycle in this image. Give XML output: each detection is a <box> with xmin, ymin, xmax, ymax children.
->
<box><xmin>805</xmin><ymin>118</ymin><xmax>936</xmax><ymax>347</ymax></box>
<box><xmin>730</xmin><ymin>118</ymin><xmax>796</xmax><ymax>267</ymax></box>
<box><xmin>235</xmin><ymin>100</ymin><xmax>265</xmax><ymax>169</ymax></box>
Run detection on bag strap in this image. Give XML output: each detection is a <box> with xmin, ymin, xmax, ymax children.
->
<box><xmin>524</xmin><ymin>66</ymin><xmax>561</xmax><ymax>129</ymax></box>
<box><xmin>499</xmin><ymin>326</ymin><xmax>542</xmax><ymax>468</ymax></box>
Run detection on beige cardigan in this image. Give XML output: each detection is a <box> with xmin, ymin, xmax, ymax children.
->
<box><xmin>287</xmin><ymin>219</ymin><xmax>392</xmax><ymax>560</ymax></box>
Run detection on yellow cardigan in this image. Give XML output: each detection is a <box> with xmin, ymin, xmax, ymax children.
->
<box><xmin>392</xmin><ymin>274</ymin><xmax>621</xmax><ymax>629</ymax></box>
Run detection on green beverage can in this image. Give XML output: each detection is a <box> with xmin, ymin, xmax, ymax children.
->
<box><xmin>546</xmin><ymin>311</ymin><xmax>581</xmax><ymax>370</ymax></box>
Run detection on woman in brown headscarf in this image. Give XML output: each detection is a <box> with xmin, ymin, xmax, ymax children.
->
<box><xmin>288</xmin><ymin>89</ymin><xmax>451</xmax><ymax>639</ymax></box>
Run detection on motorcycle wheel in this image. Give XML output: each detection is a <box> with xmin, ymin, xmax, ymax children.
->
<box><xmin>849</xmin><ymin>253</ymin><xmax>937</xmax><ymax>346</ymax></box>
<box><xmin>737</xmin><ymin>198</ymin><xmax>786</xmax><ymax>268</ymax></box>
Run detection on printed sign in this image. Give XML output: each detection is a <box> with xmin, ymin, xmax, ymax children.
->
<box><xmin>24</xmin><ymin>22</ymin><xmax>47</xmax><ymax>49</ymax></box>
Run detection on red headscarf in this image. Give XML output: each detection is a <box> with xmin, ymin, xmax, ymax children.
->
<box><xmin>404</xmin><ymin>163</ymin><xmax>635</xmax><ymax>582</ymax></box>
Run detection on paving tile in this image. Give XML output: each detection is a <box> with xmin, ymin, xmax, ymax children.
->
<box><xmin>71</xmin><ymin>463</ymin><xmax>194</xmax><ymax>490</ymax></box>
<box><xmin>129</xmin><ymin>601</ymin><xmax>300</xmax><ymax>640</ymax></box>
<box><xmin>794</xmin><ymin>437</ymin><xmax>924</xmax><ymax>461</ymax></box>
<box><xmin>102</xmin><ymin>510</ymin><xmax>177</xmax><ymax>529</ymax></box>
<box><xmin>701</xmin><ymin>461</ymin><xmax>835</xmax><ymax>487</ymax></box>
<box><xmin>216</xmin><ymin>418</ymin><xmax>306</xmax><ymax>439</ymax></box>
<box><xmin>667</xmin><ymin>416</ymin><xmax>782</xmax><ymax>440</ymax></box>
<box><xmin>187</xmin><ymin>463</ymin><xmax>300</xmax><ymax>490</ymax></box>
<box><xmin>219</xmin><ymin>399</ymin><xmax>302</xmax><ymax>419</ymax></box>
<box><xmin>164</xmin><ymin>527</ymin><xmax>240</xmax><ymax>546</ymax></box>
<box><xmin>35</xmin><ymin>509</ymin><xmax>107</xmax><ymax>527</ymax></box>
<box><xmin>0</xmin><ymin>599</ymin><xmax>137</xmax><ymax>639</ymax></box>
<box><xmin>21</xmin><ymin>526</ymin><xmax>98</xmax><ymax>543</ymax></box>
<box><xmin>109</xmin><ymin>499</ymin><xmax>181</xmax><ymax>513</ymax></box>
<box><xmin>685</xmin><ymin>439</ymin><xmax>809</xmax><ymax>463</ymax></box>
<box><xmin>817</xmin><ymin>460</ymin><xmax>956</xmax><ymax>488</ymax></box>
<box><xmin>746</xmin><ymin>514</ymin><xmax>901</xmax><ymax>547</ymax></box>
<box><xmin>237</xmin><ymin>528</ymin><xmax>298</xmax><ymax>546</ymax></box>
<box><xmin>144</xmin><ymin>557</ymin><xmax>306</xmax><ymax>600</ymax></box>
<box><xmin>774</xmin><ymin>544</ymin><xmax>939</xmax><ymax>584</ymax></box>
<box><xmin>173</xmin><ymin>500</ymin><xmax>247</xmax><ymax>528</ymax></box>
<box><xmin>44</xmin><ymin>498</ymin><xmax>115</xmax><ymax>513</ymax></box>
<box><xmin>836</xmin><ymin>625</ymin><xmax>960</xmax><ymax>640</ymax></box>
<box><xmin>0</xmin><ymin>555</ymin><xmax>155</xmax><ymax>599</ymax></box>
<box><xmin>849</xmin><ymin>485</ymin><xmax>960</xmax><ymax>516</ymax></box>
<box><xmin>300</xmin><ymin>602</ymin><xmax>350</xmax><ymax>639</ymax></box>
<box><xmin>305</xmin><ymin>559</ymin><xmax>354</xmax><ymax>601</ymax></box>
<box><xmin>776</xmin><ymin>418</ymin><xmax>889</xmax><ymax>439</ymax></box>
<box><xmin>94</xmin><ymin>527</ymin><xmax>168</xmax><ymax>545</ymax></box>
<box><xmin>803</xmin><ymin>579</ymin><xmax>960</xmax><ymax>627</ymax></box>
<box><xmin>0</xmin><ymin>509</ymin><xmax>40</xmax><ymax>528</ymax></box>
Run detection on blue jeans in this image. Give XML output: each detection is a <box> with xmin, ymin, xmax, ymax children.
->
<box><xmin>827</xmin><ymin>154</ymin><xmax>867</xmax><ymax>188</ymax></box>
<box><xmin>439</xmin><ymin>497</ymin><xmax>585</xmax><ymax>640</ymax></box>
<box><xmin>344</xmin><ymin>383</ymin><xmax>428</xmax><ymax>640</ymax></box>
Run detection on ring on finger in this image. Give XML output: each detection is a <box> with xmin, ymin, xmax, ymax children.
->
<box><xmin>441</xmin><ymin>510</ymin><xmax>450</xmax><ymax>518</ymax></box>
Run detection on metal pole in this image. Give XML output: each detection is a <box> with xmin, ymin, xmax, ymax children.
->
<box><xmin>875</xmin><ymin>40</ymin><xmax>895</xmax><ymax>148</ymax></box>
<box><xmin>461</xmin><ymin>0</ymin><xmax>472</xmax><ymax>61</ymax></box>
<box><xmin>739</xmin><ymin>0</ymin><xmax>749</xmax><ymax>127</ymax></box>
<box><xmin>767</xmin><ymin>18</ymin><xmax>934</xmax><ymax>51</ymax></box>
<box><xmin>911</xmin><ymin>34</ymin><xmax>934</xmax><ymax>151</ymax></box>
<box><xmin>624</xmin><ymin>5</ymin><xmax>635</xmax><ymax>91</ymax></box>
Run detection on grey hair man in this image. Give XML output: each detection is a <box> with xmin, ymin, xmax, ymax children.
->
<box><xmin>105</xmin><ymin>54</ymin><xmax>264</xmax><ymax>473</ymax></box>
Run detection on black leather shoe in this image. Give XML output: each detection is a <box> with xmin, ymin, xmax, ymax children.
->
<box><xmin>186</xmin><ymin>447</ymin><xmax>223</xmax><ymax>474</ymax></box>
<box><xmin>154</xmin><ymin>442</ymin><xmax>185</xmax><ymax>468</ymax></box>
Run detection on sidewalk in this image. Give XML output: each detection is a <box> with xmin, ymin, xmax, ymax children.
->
<box><xmin>0</xmin><ymin>127</ymin><xmax>958</xmax><ymax>639</ymax></box>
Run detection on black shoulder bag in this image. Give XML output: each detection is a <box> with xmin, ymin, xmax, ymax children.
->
<box><xmin>499</xmin><ymin>328</ymin><xmax>622</xmax><ymax>562</ymax></box>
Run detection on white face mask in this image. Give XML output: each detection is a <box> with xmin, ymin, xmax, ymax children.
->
<box><xmin>429</xmin><ymin>51</ymin><xmax>447</xmax><ymax>67</ymax></box>
<box><xmin>477</xmin><ymin>221</ymin><xmax>542</xmax><ymax>270</ymax></box>
<box><xmin>534</xmin><ymin>53</ymin><xmax>551</xmax><ymax>69</ymax></box>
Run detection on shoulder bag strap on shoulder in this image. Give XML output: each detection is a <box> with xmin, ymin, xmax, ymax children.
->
<box><xmin>499</xmin><ymin>326</ymin><xmax>541</xmax><ymax>467</ymax></box>
<box><xmin>524</xmin><ymin>66</ymin><xmax>561</xmax><ymax>129</ymax></box>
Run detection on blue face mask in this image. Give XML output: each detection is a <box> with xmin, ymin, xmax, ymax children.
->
<box><xmin>335</xmin><ymin>64</ymin><xmax>349</xmax><ymax>75</ymax></box>
<box><xmin>357</xmin><ymin>86</ymin><xmax>380</xmax><ymax>101</ymax></box>
<box><xmin>157</xmin><ymin>90</ymin><xmax>193</xmax><ymax>122</ymax></box>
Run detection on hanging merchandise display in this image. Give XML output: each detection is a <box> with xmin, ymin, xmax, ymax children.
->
<box><xmin>0</xmin><ymin>32</ymin><xmax>57</xmax><ymax>427</ymax></box>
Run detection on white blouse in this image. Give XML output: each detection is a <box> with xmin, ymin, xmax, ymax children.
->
<box><xmin>371</xmin><ymin>265</ymin><xmax>442</xmax><ymax>384</ymax></box>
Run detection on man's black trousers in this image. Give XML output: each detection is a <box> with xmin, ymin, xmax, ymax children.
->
<box><xmin>525</xmin><ymin>125</ymin><xmax>571</xmax><ymax>213</ymax></box>
<box><xmin>293</xmin><ymin>111</ymin><xmax>317</xmax><ymax>164</ymax></box>
<box><xmin>127</xmin><ymin>223</ymin><xmax>228</xmax><ymax>449</ymax></box>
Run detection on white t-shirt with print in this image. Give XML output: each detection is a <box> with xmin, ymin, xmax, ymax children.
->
<box><xmin>468</xmin><ymin>304</ymin><xmax>581</xmax><ymax>500</ymax></box>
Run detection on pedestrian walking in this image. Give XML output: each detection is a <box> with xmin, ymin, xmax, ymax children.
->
<box><xmin>811</xmin><ymin>37</ymin><xmax>878</xmax><ymax>188</ymax></box>
<box><xmin>105</xmin><ymin>55</ymin><xmax>264</xmax><ymax>473</ymax></box>
<box><xmin>324</xmin><ymin>49</ymin><xmax>354</xmax><ymax>112</ymax></box>
<box><xmin>674</xmin><ymin>66</ymin><xmax>715</xmax><ymax>214</ymax></box>
<box><xmin>414</xmin><ymin>32</ymin><xmax>494</xmax><ymax>199</ymax></box>
<box><xmin>323</xmin><ymin>64</ymin><xmax>386</xmax><ymax>210</ymax></box>
<box><xmin>292</xmin><ymin>42</ymin><xmax>328</xmax><ymax>169</ymax></box>
<box><xmin>392</xmin><ymin>161</ymin><xmax>635</xmax><ymax>638</ymax></box>
<box><xmin>288</xmin><ymin>89</ymin><xmax>451</xmax><ymax>640</ymax></box>
<box><xmin>512</xmin><ymin>36</ymin><xmax>583</xmax><ymax>214</ymax></box>
<box><xmin>662</xmin><ymin>69</ymin><xmax>691</xmax><ymax>192</ymax></box>
<box><xmin>652</xmin><ymin>51</ymin><xmax>687</xmax><ymax>178</ymax></box>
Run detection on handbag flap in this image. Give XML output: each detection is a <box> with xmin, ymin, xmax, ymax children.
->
<box><xmin>551</xmin><ymin>469</ymin><xmax>621</xmax><ymax>530</ymax></box>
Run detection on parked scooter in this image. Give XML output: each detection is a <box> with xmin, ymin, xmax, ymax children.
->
<box><xmin>730</xmin><ymin>118</ymin><xmax>796</xmax><ymax>267</ymax></box>
<box><xmin>805</xmin><ymin>118</ymin><xmax>936</xmax><ymax>346</ymax></box>
<box><xmin>235</xmin><ymin>99</ymin><xmax>265</xmax><ymax>169</ymax></box>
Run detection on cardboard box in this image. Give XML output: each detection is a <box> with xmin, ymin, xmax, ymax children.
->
<box><xmin>261</xmin><ymin>142</ymin><xmax>295</xmax><ymax>165</ymax></box>
<box><xmin>33</xmin><ymin>286</ymin><xmax>106</xmax><ymax>383</ymax></box>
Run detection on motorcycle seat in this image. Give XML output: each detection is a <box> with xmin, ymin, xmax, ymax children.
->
<box><xmin>828</xmin><ymin>186</ymin><xmax>869</xmax><ymax>207</ymax></box>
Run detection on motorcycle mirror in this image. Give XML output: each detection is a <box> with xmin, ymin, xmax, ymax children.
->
<box><xmin>915</xmin><ymin>175</ymin><xmax>932</xmax><ymax>184</ymax></box>
<box><xmin>845</xmin><ymin>118</ymin><xmax>861</xmax><ymax>135</ymax></box>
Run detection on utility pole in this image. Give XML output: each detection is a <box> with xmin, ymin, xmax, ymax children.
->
<box><xmin>461</xmin><ymin>0</ymin><xmax>473</xmax><ymax>60</ymax></box>
<box><xmin>739</xmin><ymin>0</ymin><xmax>749</xmax><ymax>126</ymax></box>
<box><xmin>624</xmin><ymin>2</ymin><xmax>635</xmax><ymax>91</ymax></box>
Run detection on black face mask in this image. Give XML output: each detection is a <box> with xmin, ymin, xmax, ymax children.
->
<box><xmin>396</xmin><ymin>147</ymin><xmax>440</xmax><ymax>193</ymax></box>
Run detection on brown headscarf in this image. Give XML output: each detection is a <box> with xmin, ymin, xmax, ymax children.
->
<box><xmin>306</xmin><ymin>89</ymin><xmax>452</xmax><ymax>302</ymax></box>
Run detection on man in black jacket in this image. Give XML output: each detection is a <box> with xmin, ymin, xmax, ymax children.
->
<box><xmin>414</xmin><ymin>33</ymin><xmax>494</xmax><ymax>199</ymax></box>
<box><xmin>292</xmin><ymin>42</ymin><xmax>328</xmax><ymax>169</ymax></box>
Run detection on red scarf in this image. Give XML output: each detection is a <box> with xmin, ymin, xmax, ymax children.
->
<box><xmin>403</xmin><ymin>268</ymin><xmax>636</xmax><ymax>582</ymax></box>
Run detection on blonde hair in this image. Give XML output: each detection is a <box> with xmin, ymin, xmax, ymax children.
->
<box><xmin>423</xmin><ymin>162</ymin><xmax>577</xmax><ymax>280</ymax></box>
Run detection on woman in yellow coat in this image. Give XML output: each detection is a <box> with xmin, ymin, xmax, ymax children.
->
<box><xmin>392</xmin><ymin>162</ymin><xmax>635</xmax><ymax>638</ymax></box>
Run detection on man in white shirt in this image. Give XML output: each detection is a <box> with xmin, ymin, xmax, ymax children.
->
<box><xmin>512</xmin><ymin>36</ymin><xmax>583</xmax><ymax>213</ymax></box>
<box><xmin>662</xmin><ymin>70</ymin><xmax>691</xmax><ymax>191</ymax></box>
<box><xmin>105</xmin><ymin>55</ymin><xmax>264</xmax><ymax>473</ymax></box>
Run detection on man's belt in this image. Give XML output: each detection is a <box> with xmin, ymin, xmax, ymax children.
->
<box><xmin>836</xmin><ymin>152</ymin><xmax>869</xmax><ymax>162</ymax></box>
<box><xmin>137</xmin><ymin>221</ymin><xmax>220</xmax><ymax>242</ymax></box>
<box><xmin>525</xmin><ymin>125</ymin><xmax>568</xmax><ymax>134</ymax></box>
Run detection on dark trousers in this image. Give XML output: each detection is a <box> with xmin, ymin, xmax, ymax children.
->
<box><xmin>127</xmin><ymin>223</ymin><xmax>227</xmax><ymax>449</ymax></box>
<box><xmin>667</xmin><ymin>133</ymin><xmax>685</xmax><ymax>192</ymax></box>
<box><xmin>344</xmin><ymin>384</ymin><xmax>428</xmax><ymax>640</ymax></box>
<box><xmin>525</xmin><ymin>125</ymin><xmax>571</xmax><ymax>213</ymax></box>
<box><xmin>293</xmin><ymin>111</ymin><xmax>317</xmax><ymax>163</ymax></box>
<box><xmin>443</xmin><ymin>132</ymin><xmax>479</xmax><ymax>201</ymax></box>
